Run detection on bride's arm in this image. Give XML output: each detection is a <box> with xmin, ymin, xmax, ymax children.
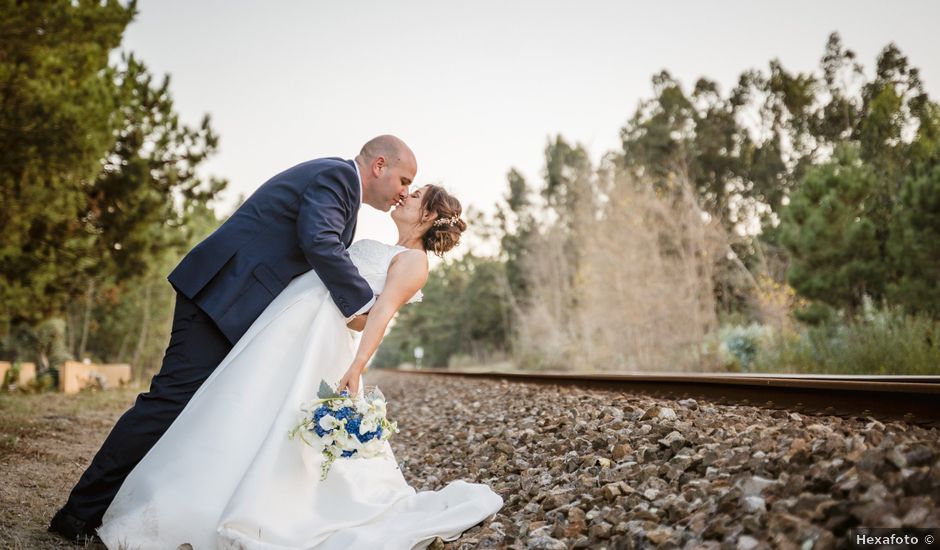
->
<box><xmin>343</xmin><ymin>251</ymin><xmax>428</xmax><ymax>378</ymax></box>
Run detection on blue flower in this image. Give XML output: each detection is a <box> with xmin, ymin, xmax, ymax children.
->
<box><xmin>339</xmin><ymin>413</ymin><xmax>383</xmax><ymax>442</ymax></box>
<box><xmin>341</xmin><ymin>449</ymin><xmax>357</xmax><ymax>457</ymax></box>
<box><xmin>312</xmin><ymin>406</ymin><xmax>335</xmax><ymax>437</ymax></box>
<box><xmin>334</xmin><ymin>406</ymin><xmax>355</xmax><ymax>421</ymax></box>
<box><xmin>355</xmin><ymin>425</ymin><xmax>382</xmax><ymax>443</ymax></box>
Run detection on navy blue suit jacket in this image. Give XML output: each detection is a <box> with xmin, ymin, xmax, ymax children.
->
<box><xmin>168</xmin><ymin>157</ymin><xmax>374</xmax><ymax>344</ymax></box>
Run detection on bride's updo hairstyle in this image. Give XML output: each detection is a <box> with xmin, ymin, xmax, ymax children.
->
<box><xmin>420</xmin><ymin>185</ymin><xmax>466</xmax><ymax>257</ymax></box>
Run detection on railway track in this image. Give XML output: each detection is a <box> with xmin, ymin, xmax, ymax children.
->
<box><xmin>387</xmin><ymin>368</ymin><xmax>940</xmax><ymax>427</ymax></box>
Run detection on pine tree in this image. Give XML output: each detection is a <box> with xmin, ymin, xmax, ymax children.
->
<box><xmin>887</xmin><ymin>164</ymin><xmax>940</xmax><ymax>316</ymax></box>
<box><xmin>0</xmin><ymin>0</ymin><xmax>136</xmax><ymax>330</ymax></box>
<box><xmin>780</xmin><ymin>145</ymin><xmax>887</xmax><ymax>319</ymax></box>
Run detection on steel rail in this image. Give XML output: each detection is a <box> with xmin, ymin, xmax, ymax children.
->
<box><xmin>383</xmin><ymin>368</ymin><xmax>940</xmax><ymax>427</ymax></box>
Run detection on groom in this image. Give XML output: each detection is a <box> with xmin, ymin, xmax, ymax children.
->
<box><xmin>49</xmin><ymin>135</ymin><xmax>417</xmax><ymax>541</ymax></box>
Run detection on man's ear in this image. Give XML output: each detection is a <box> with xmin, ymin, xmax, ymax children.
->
<box><xmin>373</xmin><ymin>156</ymin><xmax>386</xmax><ymax>176</ymax></box>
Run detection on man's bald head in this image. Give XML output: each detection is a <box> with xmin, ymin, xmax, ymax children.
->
<box><xmin>356</xmin><ymin>135</ymin><xmax>415</xmax><ymax>168</ymax></box>
<box><xmin>355</xmin><ymin>135</ymin><xmax>418</xmax><ymax>212</ymax></box>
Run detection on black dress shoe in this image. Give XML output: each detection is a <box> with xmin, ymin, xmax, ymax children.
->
<box><xmin>48</xmin><ymin>507</ymin><xmax>99</xmax><ymax>543</ymax></box>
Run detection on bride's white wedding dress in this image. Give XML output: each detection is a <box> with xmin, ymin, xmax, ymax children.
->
<box><xmin>97</xmin><ymin>239</ymin><xmax>503</xmax><ymax>550</ymax></box>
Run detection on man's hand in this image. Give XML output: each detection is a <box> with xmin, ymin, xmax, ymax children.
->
<box><xmin>346</xmin><ymin>313</ymin><xmax>368</xmax><ymax>332</ymax></box>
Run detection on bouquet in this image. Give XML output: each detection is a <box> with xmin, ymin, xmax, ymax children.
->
<box><xmin>288</xmin><ymin>379</ymin><xmax>399</xmax><ymax>480</ymax></box>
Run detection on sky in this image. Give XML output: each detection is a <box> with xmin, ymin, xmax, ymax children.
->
<box><xmin>121</xmin><ymin>1</ymin><xmax>940</xmax><ymax>251</ymax></box>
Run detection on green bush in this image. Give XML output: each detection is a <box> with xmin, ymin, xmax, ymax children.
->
<box><xmin>712</xmin><ymin>324</ymin><xmax>775</xmax><ymax>372</ymax></box>
<box><xmin>1</xmin><ymin>361</ymin><xmax>21</xmax><ymax>390</ymax></box>
<box><xmin>753</xmin><ymin>306</ymin><xmax>940</xmax><ymax>375</ymax></box>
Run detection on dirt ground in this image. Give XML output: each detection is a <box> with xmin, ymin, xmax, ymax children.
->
<box><xmin>0</xmin><ymin>387</ymin><xmax>140</xmax><ymax>549</ymax></box>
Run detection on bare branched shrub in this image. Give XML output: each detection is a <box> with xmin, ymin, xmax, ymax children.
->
<box><xmin>511</xmin><ymin>173</ymin><xmax>726</xmax><ymax>372</ymax></box>
<box><xmin>752</xmin><ymin>274</ymin><xmax>808</xmax><ymax>336</ymax></box>
<box><xmin>510</xmin><ymin>223</ymin><xmax>581</xmax><ymax>368</ymax></box>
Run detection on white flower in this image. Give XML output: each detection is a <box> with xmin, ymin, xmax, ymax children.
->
<box><xmin>360</xmin><ymin>418</ymin><xmax>378</xmax><ymax>434</ymax></box>
<box><xmin>333</xmin><ymin>430</ymin><xmax>356</xmax><ymax>450</ymax></box>
<box><xmin>371</xmin><ymin>404</ymin><xmax>387</xmax><ymax>419</ymax></box>
<box><xmin>318</xmin><ymin>414</ymin><xmax>343</xmax><ymax>432</ymax></box>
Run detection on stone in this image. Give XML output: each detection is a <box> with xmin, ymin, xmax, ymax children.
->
<box><xmin>640</xmin><ymin>406</ymin><xmax>677</xmax><ymax>421</ymax></box>
<box><xmin>742</xmin><ymin>495</ymin><xmax>766</xmax><ymax>513</ymax></box>
<box><xmin>571</xmin><ymin>536</ymin><xmax>592</xmax><ymax>548</ymax></box>
<box><xmin>564</xmin><ymin>515</ymin><xmax>587</xmax><ymax>538</ymax></box>
<box><xmin>526</xmin><ymin>535</ymin><xmax>567</xmax><ymax>550</ymax></box>
<box><xmin>791</xmin><ymin>494</ymin><xmax>829</xmax><ymax>517</ymax></box>
<box><xmin>646</xmin><ymin>528</ymin><xmax>674</xmax><ymax>545</ymax></box>
<box><xmin>742</xmin><ymin>515</ymin><xmax>763</xmax><ymax>534</ymax></box>
<box><xmin>617</xmin><ymin>480</ymin><xmax>636</xmax><ymax>495</ymax></box>
<box><xmin>658</xmin><ymin>407</ymin><xmax>678</xmax><ymax>420</ymax></box>
<box><xmin>678</xmin><ymin>398</ymin><xmax>699</xmax><ymax>410</ymax></box>
<box><xmin>612</xmin><ymin>443</ymin><xmax>633</xmax><ymax>460</ymax></box>
<box><xmin>901</xmin><ymin>504</ymin><xmax>930</xmax><ymax>526</ymax></box>
<box><xmin>740</xmin><ymin>475</ymin><xmax>777</xmax><ymax>497</ymax></box>
<box><xmin>885</xmin><ymin>448</ymin><xmax>907</xmax><ymax>469</ymax></box>
<box><xmin>601</xmin><ymin>483</ymin><xmax>621</xmax><ymax>501</ymax></box>
<box><xmin>904</xmin><ymin>446</ymin><xmax>935</xmax><ymax>467</ymax></box>
<box><xmin>588</xmin><ymin>521</ymin><xmax>613</xmax><ymax>539</ymax></box>
<box><xmin>785</xmin><ymin>438</ymin><xmax>811</xmax><ymax>464</ymax></box>
<box><xmin>568</xmin><ymin>507</ymin><xmax>586</xmax><ymax>521</ymax></box>
<box><xmin>658</xmin><ymin>430</ymin><xmax>687</xmax><ymax>451</ymax></box>
<box><xmin>540</xmin><ymin>496</ymin><xmax>562</xmax><ymax>511</ymax></box>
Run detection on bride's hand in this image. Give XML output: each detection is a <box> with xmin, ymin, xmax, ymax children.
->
<box><xmin>337</xmin><ymin>366</ymin><xmax>362</xmax><ymax>395</ymax></box>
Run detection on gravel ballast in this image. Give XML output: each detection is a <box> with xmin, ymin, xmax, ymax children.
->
<box><xmin>365</xmin><ymin>370</ymin><xmax>940</xmax><ymax>549</ymax></box>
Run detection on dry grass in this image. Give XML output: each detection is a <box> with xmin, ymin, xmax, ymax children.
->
<box><xmin>511</xmin><ymin>173</ymin><xmax>726</xmax><ymax>372</ymax></box>
<box><xmin>0</xmin><ymin>388</ymin><xmax>139</xmax><ymax>548</ymax></box>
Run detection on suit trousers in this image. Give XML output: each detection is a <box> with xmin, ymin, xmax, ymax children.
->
<box><xmin>62</xmin><ymin>291</ymin><xmax>233</xmax><ymax>527</ymax></box>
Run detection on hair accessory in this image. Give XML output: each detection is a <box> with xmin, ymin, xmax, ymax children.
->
<box><xmin>432</xmin><ymin>215</ymin><xmax>460</xmax><ymax>227</ymax></box>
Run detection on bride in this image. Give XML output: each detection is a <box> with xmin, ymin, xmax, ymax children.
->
<box><xmin>97</xmin><ymin>185</ymin><xmax>503</xmax><ymax>549</ymax></box>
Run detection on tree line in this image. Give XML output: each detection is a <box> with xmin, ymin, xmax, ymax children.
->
<box><xmin>1</xmin><ymin>1</ymin><xmax>225</xmax><ymax>383</ymax></box>
<box><xmin>2</xmin><ymin>5</ymin><xmax>937</xmax><ymax>376</ymax></box>
<box><xmin>375</xmin><ymin>33</ymin><xmax>940</xmax><ymax>371</ymax></box>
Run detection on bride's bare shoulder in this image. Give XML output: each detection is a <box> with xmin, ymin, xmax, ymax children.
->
<box><xmin>389</xmin><ymin>249</ymin><xmax>429</xmax><ymax>280</ymax></box>
<box><xmin>395</xmin><ymin>248</ymin><xmax>428</xmax><ymax>264</ymax></box>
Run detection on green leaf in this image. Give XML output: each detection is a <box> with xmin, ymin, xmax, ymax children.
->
<box><xmin>316</xmin><ymin>378</ymin><xmax>339</xmax><ymax>399</ymax></box>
